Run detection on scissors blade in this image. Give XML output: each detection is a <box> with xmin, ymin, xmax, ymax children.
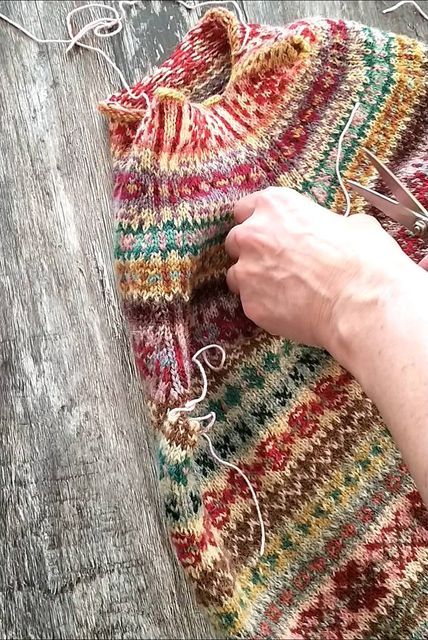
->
<box><xmin>363</xmin><ymin>148</ymin><xmax>428</xmax><ymax>217</ymax></box>
<box><xmin>347</xmin><ymin>180</ymin><xmax>423</xmax><ymax>230</ymax></box>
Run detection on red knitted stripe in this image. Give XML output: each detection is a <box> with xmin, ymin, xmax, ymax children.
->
<box><xmin>203</xmin><ymin>372</ymin><xmax>351</xmax><ymax>528</ymax></box>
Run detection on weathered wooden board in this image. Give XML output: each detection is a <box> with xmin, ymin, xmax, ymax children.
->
<box><xmin>0</xmin><ymin>1</ymin><xmax>426</xmax><ymax>638</ymax></box>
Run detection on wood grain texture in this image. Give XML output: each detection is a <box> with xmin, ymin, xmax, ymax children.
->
<box><xmin>0</xmin><ymin>1</ymin><xmax>426</xmax><ymax>638</ymax></box>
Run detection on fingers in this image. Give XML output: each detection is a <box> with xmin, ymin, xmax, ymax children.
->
<box><xmin>224</xmin><ymin>226</ymin><xmax>240</xmax><ymax>261</ymax></box>
<box><xmin>227</xmin><ymin>192</ymin><xmax>260</xmax><ymax>261</ymax></box>
<box><xmin>234</xmin><ymin>186</ymin><xmax>305</xmax><ymax>224</ymax></box>
<box><xmin>226</xmin><ymin>264</ymin><xmax>240</xmax><ymax>294</ymax></box>
<box><xmin>234</xmin><ymin>192</ymin><xmax>258</xmax><ymax>223</ymax></box>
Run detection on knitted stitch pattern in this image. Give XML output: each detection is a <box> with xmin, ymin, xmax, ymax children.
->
<box><xmin>100</xmin><ymin>10</ymin><xmax>428</xmax><ymax>639</ymax></box>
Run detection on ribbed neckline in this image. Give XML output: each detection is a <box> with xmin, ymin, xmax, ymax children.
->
<box><xmin>99</xmin><ymin>9</ymin><xmax>311</xmax><ymax>121</ymax></box>
<box><xmin>99</xmin><ymin>9</ymin><xmax>310</xmax><ymax>155</ymax></box>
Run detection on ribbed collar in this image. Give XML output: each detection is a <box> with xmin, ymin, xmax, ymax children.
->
<box><xmin>99</xmin><ymin>9</ymin><xmax>313</xmax><ymax>159</ymax></box>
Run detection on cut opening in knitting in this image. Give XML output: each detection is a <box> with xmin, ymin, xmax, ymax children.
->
<box><xmin>99</xmin><ymin>8</ymin><xmax>311</xmax><ymax>125</ymax></box>
<box><xmin>183</xmin><ymin>13</ymin><xmax>234</xmax><ymax>103</ymax></box>
<box><xmin>99</xmin><ymin>9</ymin><xmax>241</xmax><ymax>117</ymax></box>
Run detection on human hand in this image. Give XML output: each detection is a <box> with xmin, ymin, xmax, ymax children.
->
<box><xmin>225</xmin><ymin>187</ymin><xmax>422</xmax><ymax>360</ymax></box>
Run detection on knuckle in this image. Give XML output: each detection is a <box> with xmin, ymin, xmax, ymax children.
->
<box><xmin>228</xmin><ymin>225</ymin><xmax>240</xmax><ymax>243</ymax></box>
<box><xmin>232</xmin><ymin>225</ymin><xmax>245</xmax><ymax>247</ymax></box>
<box><xmin>263</xmin><ymin>186</ymin><xmax>280</xmax><ymax>196</ymax></box>
<box><xmin>350</xmin><ymin>213</ymin><xmax>381</xmax><ymax>230</ymax></box>
<box><xmin>241</xmin><ymin>295</ymin><xmax>254</xmax><ymax>317</ymax></box>
<box><xmin>234</xmin><ymin>260</ymin><xmax>246</xmax><ymax>279</ymax></box>
<box><xmin>262</xmin><ymin>185</ymin><xmax>296</xmax><ymax>199</ymax></box>
<box><xmin>226</xmin><ymin>266</ymin><xmax>239</xmax><ymax>293</ymax></box>
<box><xmin>257</xmin><ymin>186</ymin><xmax>301</xmax><ymax>219</ymax></box>
<box><xmin>234</xmin><ymin>223</ymin><xmax>253</xmax><ymax>245</ymax></box>
<box><xmin>242</xmin><ymin>298</ymin><xmax>262</xmax><ymax>325</ymax></box>
<box><xmin>259</xmin><ymin>186</ymin><xmax>282</xmax><ymax>202</ymax></box>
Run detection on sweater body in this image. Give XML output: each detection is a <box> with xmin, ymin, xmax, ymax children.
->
<box><xmin>100</xmin><ymin>11</ymin><xmax>428</xmax><ymax>638</ymax></box>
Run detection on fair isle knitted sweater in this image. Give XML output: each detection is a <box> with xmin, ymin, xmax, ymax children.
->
<box><xmin>100</xmin><ymin>9</ymin><xmax>428</xmax><ymax>639</ymax></box>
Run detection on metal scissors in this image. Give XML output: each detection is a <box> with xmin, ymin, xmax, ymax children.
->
<box><xmin>347</xmin><ymin>148</ymin><xmax>428</xmax><ymax>240</ymax></box>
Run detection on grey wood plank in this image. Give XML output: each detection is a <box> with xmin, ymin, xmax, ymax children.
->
<box><xmin>0</xmin><ymin>1</ymin><xmax>213</xmax><ymax>639</ymax></box>
<box><xmin>0</xmin><ymin>1</ymin><xmax>427</xmax><ymax>639</ymax></box>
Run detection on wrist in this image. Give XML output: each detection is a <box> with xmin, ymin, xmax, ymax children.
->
<box><xmin>328</xmin><ymin>260</ymin><xmax>424</xmax><ymax>383</ymax></box>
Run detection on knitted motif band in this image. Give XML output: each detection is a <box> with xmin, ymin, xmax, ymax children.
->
<box><xmin>100</xmin><ymin>10</ymin><xmax>428</xmax><ymax>639</ymax></box>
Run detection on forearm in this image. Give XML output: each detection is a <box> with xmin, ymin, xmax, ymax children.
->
<box><xmin>334</xmin><ymin>263</ymin><xmax>428</xmax><ymax>506</ymax></box>
<box><xmin>226</xmin><ymin>187</ymin><xmax>428</xmax><ymax>502</ymax></box>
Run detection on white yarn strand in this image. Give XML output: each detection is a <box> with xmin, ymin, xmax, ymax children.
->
<box><xmin>167</xmin><ymin>344</ymin><xmax>266</xmax><ymax>557</ymax></box>
<box><xmin>0</xmin><ymin>1</ymin><xmax>149</xmax><ymax>103</ymax></box>
<box><xmin>168</xmin><ymin>344</ymin><xmax>226</xmax><ymax>418</ymax></box>
<box><xmin>336</xmin><ymin>101</ymin><xmax>360</xmax><ymax>217</ymax></box>
<box><xmin>383</xmin><ymin>0</ymin><xmax>428</xmax><ymax>21</ymax></box>
<box><xmin>202</xmin><ymin>432</ymin><xmax>266</xmax><ymax>556</ymax></box>
<box><xmin>0</xmin><ymin>11</ymin><xmax>70</xmax><ymax>44</ymax></box>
